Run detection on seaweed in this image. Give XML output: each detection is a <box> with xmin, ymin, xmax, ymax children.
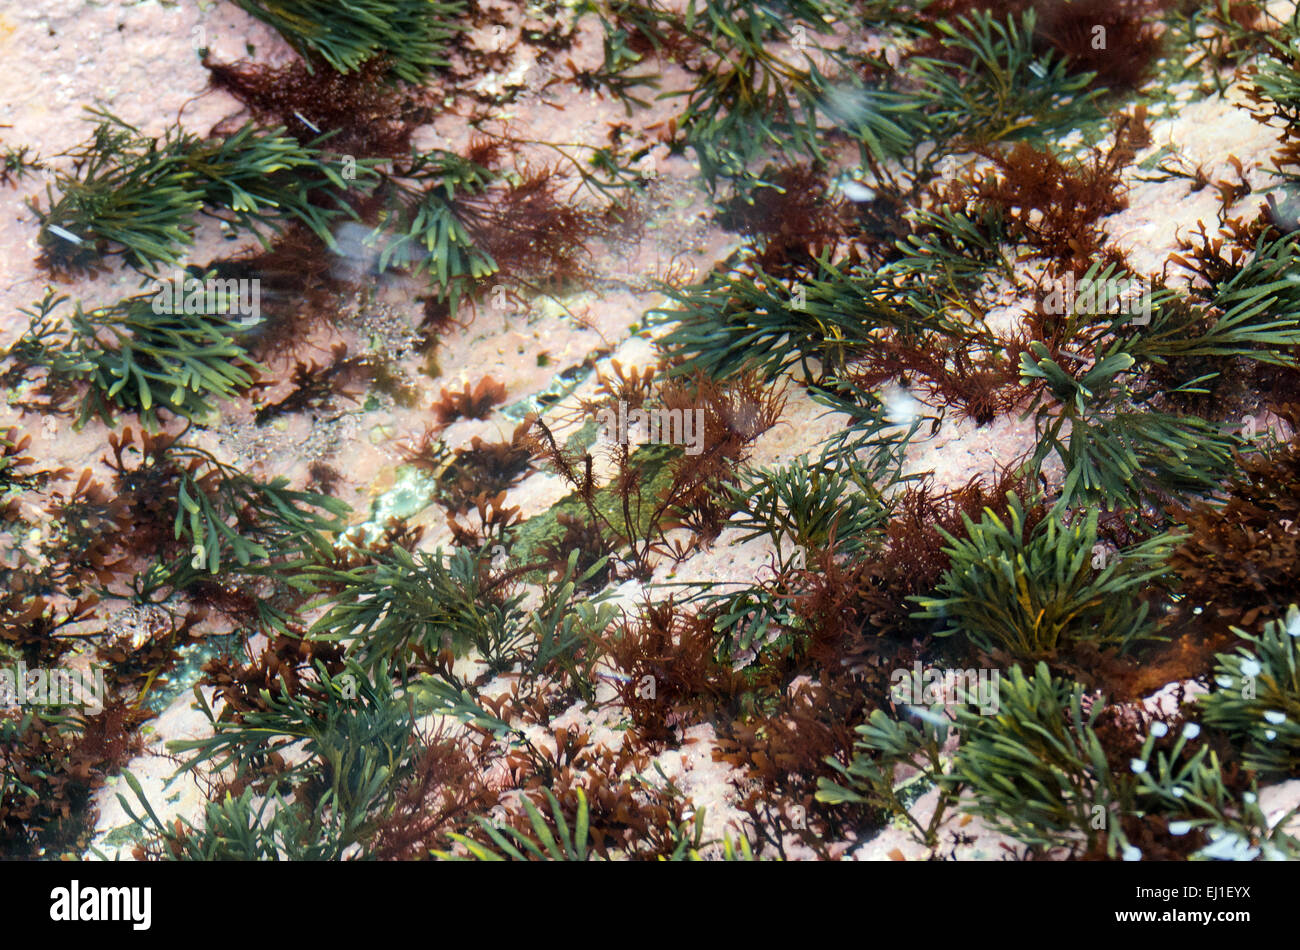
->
<box><xmin>1033</xmin><ymin>0</ymin><xmax>1170</xmax><ymax>91</ymax></box>
<box><xmin>1167</xmin><ymin>409</ymin><xmax>1300</xmax><ymax>635</ymax></box>
<box><xmin>822</xmin><ymin>647</ymin><xmax>1300</xmax><ymax>860</ymax></box>
<box><xmin>1199</xmin><ymin>606</ymin><xmax>1300</xmax><ymax>775</ymax></box>
<box><xmin>0</xmin><ymin>140</ymin><xmax>44</xmax><ymax>186</ymax></box>
<box><xmin>7</xmin><ymin>287</ymin><xmax>259</xmax><ymax>429</ymax></box>
<box><xmin>363</xmin><ymin>144</ymin><xmax>615</xmax><ymax>317</ymax></box>
<box><xmin>969</xmin><ymin>109</ymin><xmax>1147</xmax><ymax>270</ymax></box>
<box><xmin>432</xmin><ymin>375</ymin><xmax>508</xmax><ymax>425</ymax></box>
<box><xmin>365</xmin><ymin>729</ymin><xmax>499</xmax><ymax>859</ymax></box>
<box><xmin>719</xmin><ymin>663</ymin><xmax>883</xmax><ymax>856</ymax></box>
<box><xmin>535</xmin><ymin>510</ymin><xmax>614</xmax><ymax>588</ymax></box>
<box><xmin>655</xmin><ymin>369</ymin><xmax>788</xmax><ymax>541</ymax></box>
<box><xmin>527</xmin><ymin>368</ymin><xmax>784</xmax><ymax>578</ymax></box>
<box><xmin>1171</xmin><ymin>0</ymin><xmax>1282</xmax><ymax>88</ymax></box>
<box><xmin>202</xmin><ymin>225</ymin><xmax>353</xmax><ymax>363</ymax></box>
<box><xmin>438</xmin><ymin>787</ymin><xmax>597</xmax><ymax>860</ymax></box>
<box><xmin>1019</xmin><ymin>338</ymin><xmax>1240</xmax><ymax>512</ymax></box>
<box><xmin>31</xmin><ymin>109</ymin><xmax>362</xmax><ymax>274</ymax></box>
<box><xmin>944</xmin><ymin>662</ymin><xmax>1133</xmax><ymax>858</ymax></box>
<box><xmin>251</xmin><ymin>344</ymin><xmax>371</xmax><ymax>425</ymax></box>
<box><xmin>587</xmin><ymin>0</ymin><xmax>922</xmax><ymax>188</ymax></box>
<box><xmin>435</xmin><ymin>422</ymin><xmax>535</xmax><ymax>513</ymax></box>
<box><xmin>442</xmin><ymin>758</ymin><xmax>710</xmax><ymax>860</ymax></box>
<box><xmin>911</xmin><ymin>493</ymin><xmax>1166</xmax><ymax>660</ymax></box>
<box><xmin>445</xmin><ymin>490</ymin><xmax>522</xmax><ymax>549</ymax></box>
<box><xmin>101</xmin><ymin>427</ymin><xmax>348</xmax><ymax>589</ymax></box>
<box><xmin>717</xmin><ymin>164</ymin><xmax>855</xmax><ymax>275</ymax></box>
<box><xmin>651</xmin><ymin>259</ymin><xmax>973</xmax><ymax>384</ymax></box>
<box><xmin>468</xmin><ymin>161</ymin><xmax>615</xmax><ymax>296</ymax></box>
<box><xmin>842</xmin><ymin>336</ymin><xmax>1029</xmax><ymax>426</ymax></box>
<box><xmin>817</xmin><ymin>702</ymin><xmax>961</xmax><ymax>850</ymax></box>
<box><xmin>304</xmin><ymin>541</ymin><xmax>611</xmax><ymax>678</ymax></box>
<box><xmin>23</xmin><ymin>0</ymin><xmax>1300</xmax><ymax>866</ymax></box>
<box><xmin>2</xmin><ymin>702</ymin><xmax>148</xmax><ymax>859</ymax></box>
<box><xmin>205</xmin><ymin>55</ymin><xmax>426</xmax><ymax>158</ymax></box>
<box><xmin>40</xmin><ymin>469</ymin><xmax>132</xmax><ymax>595</ymax></box>
<box><xmin>562</xmin><ymin>20</ymin><xmax>661</xmax><ymax>112</ymax></box>
<box><xmin>125</xmin><ymin>660</ymin><xmax>422</xmax><ymax>858</ymax></box>
<box><xmin>0</xmin><ymin>594</ymin><xmax>98</xmax><ymax>668</ymax></box>
<box><xmin>729</xmin><ymin>454</ymin><xmax>890</xmax><ymax>562</ymax></box>
<box><xmin>904</xmin><ymin>10</ymin><xmax>1103</xmax><ymax>148</ymax></box>
<box><xmin>862</xmin><ymin>0</ymin><xmax>1170</xmax><ymax>92</ymax></box>
<box><xmin>1127</xmin><ymin>717</ymin><xmax>1299</xmax><ymax>860</ymax></box>
<box><xmin>825</xmin><ymin>469</ymin><xmax>1028</xmax><ymax>640</ymax></box>
<box><xmin>226</xmin><ymin>0</ymin><xmax>464</xmax><ymax>82</ymax></box>
<box><xmin>604</xmin><ymin>598</ymin><xmax>743</xmax><ymax>744</ymax></box>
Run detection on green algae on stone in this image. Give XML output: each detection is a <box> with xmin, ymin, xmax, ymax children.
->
<box><xmin>348</xmin><ymin>464</ymin><xmax>439</xmax><ymax>546</ymax></box>
<box><xmin>505</xmin><ymin>442</ymin><xmax>681</xmax><ymax>572</ymax></box>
